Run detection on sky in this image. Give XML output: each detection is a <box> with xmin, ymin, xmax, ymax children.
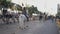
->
<box><xmin>11</xmin><ymin>0</ymin><xmax>60</xmax><ymax>16</ymax></box>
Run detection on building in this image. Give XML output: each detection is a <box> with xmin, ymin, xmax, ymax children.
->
<box><xmin>57</xmin><ymin>4</ymin><xmax>60</xmax><ymax>17</ymax></box>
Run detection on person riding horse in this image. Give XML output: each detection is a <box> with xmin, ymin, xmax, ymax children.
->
<box><xmin>22</xmin><ymin>7</ymin><xmax>29</xmax><ymax>21</ymax></box>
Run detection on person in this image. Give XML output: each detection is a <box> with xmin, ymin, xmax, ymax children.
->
<box><xmin>2</xmin><ymin>9</ymin><xmax>8</xmax><ymax>24</ymax></box>
<box><xmin>22</xmin><ymin>7</ymin><xmax>29</xmax><ymax>21</ymax></box>
<box><xmin>18</xmin><ymin>11</ymin><xmax>27</xmax><ymax>30</ymax></box>
<box><xmin>39</xmin><ymin>14</ymin><xmax>43</xmax><ymax>20</ymax></box>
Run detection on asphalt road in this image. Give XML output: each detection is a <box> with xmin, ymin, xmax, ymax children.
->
<box><xmin>0</xmin><ymin>19</ymin><xmax>59</xmax><ymax>34</ymax></box>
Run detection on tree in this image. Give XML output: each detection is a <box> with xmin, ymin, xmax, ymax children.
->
<box><xmin>27</xmin><ymin>5</ymin><xmax>39</xmax><ymax>16</ymax></box>
<box><xmin>0</xmin><ymin>0</ymin><xmax>11</xmax><ymax>8</ymax></box>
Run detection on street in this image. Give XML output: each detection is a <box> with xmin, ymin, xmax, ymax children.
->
<box><xmin>0</xmin><ymin>19</ymin><xmax>59</xmax><ymax>34</ymax></box>
<box><xmin>0</xmin><ymin>0</ymin><xmax>59</xmax><ymax>34</ymax></box>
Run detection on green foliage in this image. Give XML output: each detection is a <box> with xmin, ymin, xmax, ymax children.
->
<box><xmin>0</xmin><ymin>0</ymin><xmax>11</xmax><ymax>8</ymax></box>
<box><xmin>27</xmin><ymin>5</ymin><xmax>39</xmax><ymax>16</ymax></box>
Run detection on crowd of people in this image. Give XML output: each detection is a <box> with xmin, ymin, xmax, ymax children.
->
<box><xmin>0</xmin><ymin>7</ymin><xmax>29</xmax><ymax>30</ymax></box>
<box><xmin>0</xmin><ymin>6</ymin><xmax>59</xmax><ymax>30</ymax></box>
<box><xmin>39</xmin><ymin>12</ymin><xmax>56</xmax><ymax>21</ymax></box>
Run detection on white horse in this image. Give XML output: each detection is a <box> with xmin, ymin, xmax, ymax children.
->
<box><xmin>19</xmin><ymin>14</ymin><xmax>27</xmax><ymax>29</ymax></box>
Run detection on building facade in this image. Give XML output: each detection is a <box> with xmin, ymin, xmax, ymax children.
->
<box><xmin>57</xmin><ymin>4</ymin><xmax>60</xmax><ymax>16</ymax></box>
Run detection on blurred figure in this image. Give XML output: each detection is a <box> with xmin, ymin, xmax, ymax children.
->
<box><xmin>22</xmin><ymin>7</ymin><xmax>29</xmax><ymax>22</ymax></box>
<box><xmin>43</xmin><ymin>13</ymin><xmax>46</xmax><ymax>21</ymax></box>
<box><xmin>18</xmin><ymin>11</ymin><xmax>27</xmax><ymax>30</ymax></box>
<box><xmin>51</xmin><ymin>15</ymin><xmax>55</xmax><ymax>23</ymax></box>
<box><xmin>39</xmin><ymin>12</ymin><xmax>43</xmax><ymax>20</ymax></box>
<box><xmin>2</xmin><ymin>8</ymin><xmax>8</xmax><ymax>24</ymax></box>
<box><xmin>39</xmin><ymin>14</ymin><xmax>43</xmax><ymax>20</ymax></box>
<box><xmin>45</xmin><ymin>14</ymin><xmax>48</xmax><ymax>20</ymax></box>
